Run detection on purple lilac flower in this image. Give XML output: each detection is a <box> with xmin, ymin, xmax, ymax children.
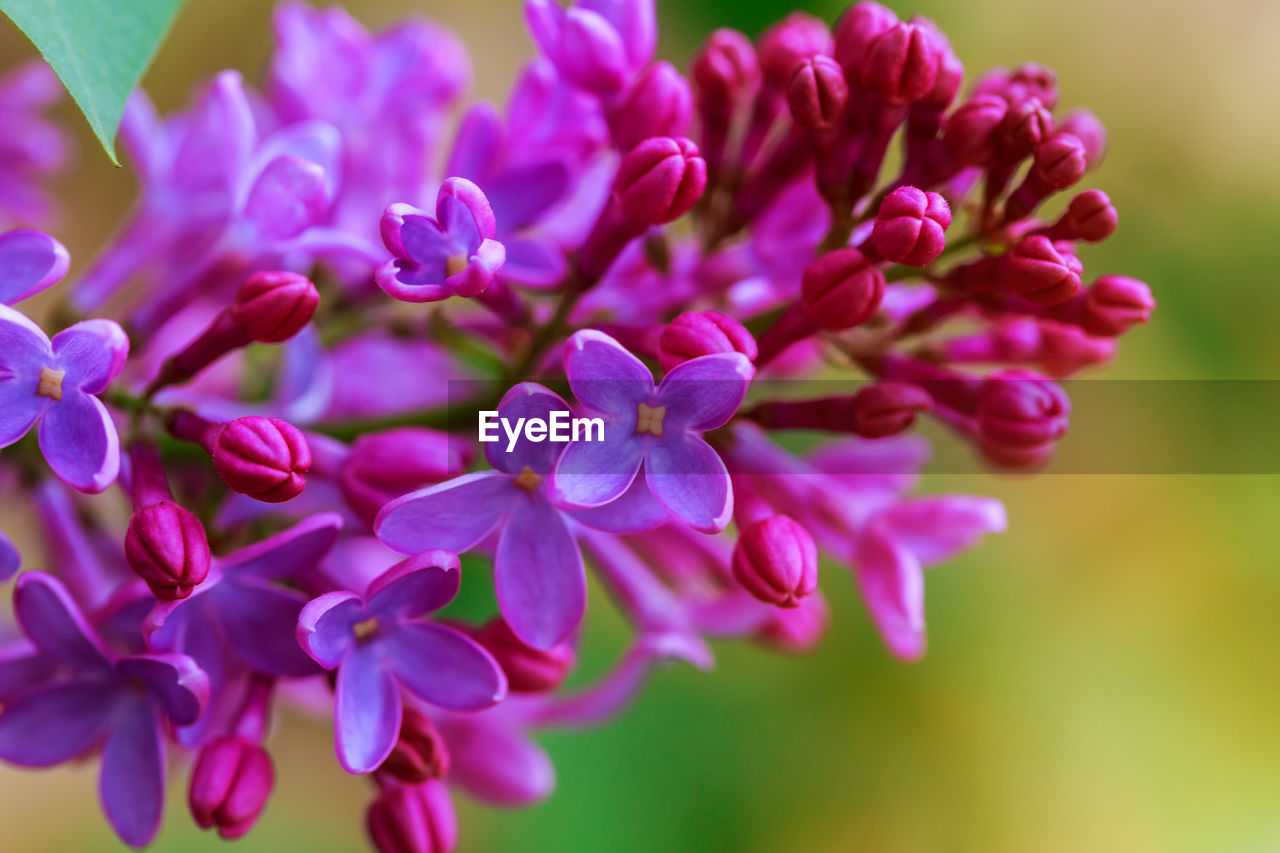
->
<box><xmin>0</xmin><ymin>228</ymin><xmax>68</xmax><ymax>304</ymax></box>
<box><xmin>0</xmin><ymin>573</ymin><xmax>208</xmax><ymax>846</ymax></box>
<box><xmin>0</xmin><ymin>61</ymin><xmax>67</xmax><ymax>227</ymax></box>
<box><xmin>296</xmin><ymin>551</ymin><xmax>507</xmax><ymax>773</ymax></box>
<box><xmin>377</xmin><ymin>382</ymin><xmax>669</xmax><ymax>650</ymax></box>
<box><xmin>525</xmin><ymin>0</ymin><xmax>656</xmax><ymax>94</ymax></box>
<box><xmin>0</xmin><ymin>306</ymin><xmax>128</xmax><ymax>492</ymax></box>
<box><xmin>550</xmin><ymin>329</ymin><xmax>753</xmax><ymax>533</ymax></box>
<box><xmin>376</xmin><ymin>178</ymin><xmax>506</xmax><ymax>302</ymax></box>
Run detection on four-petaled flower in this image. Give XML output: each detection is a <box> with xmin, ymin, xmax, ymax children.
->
<box><xmin>376</xmin><ymin>177</ymin><xmax>506</xmax><ymax>303</ymax></box>
<box><xmin>296</xmin><ymin>550</ymin><xmax>508</xmax><ymax>774</ymax></box>
<box><xmin>0</xmin><ymin>573</ymin><xmax>209</xmax><ymax>847</ymax></box>
<box><xmin>549</xmin><ymin>329</ymin><xmax>753</xmax><ymax>533</ymax></box>
<box><xmin>0</xmin><ymin>306</ymin><xmax>128</xmax><ymax>492</ymax></box>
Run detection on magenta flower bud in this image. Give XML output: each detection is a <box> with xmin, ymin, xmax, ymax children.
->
<box><xmin>1000</xmin><ymin>235</ymin><xmax>1081</xmax><ymax>305</ymax></box>
<box><xmin>211</xmin><ymin>416</ymin><xmax>311</xmax><ymax>503</ymax></box>
<box><xmin>1058</xmin><ymin>190</ymin><xmax>1119</xmax><ymax>242</ymax></box>
<box><xmin>942</xmin><ymin>94</ymin><xmax>1007</xmax><ymax>165</ymax></box>
<box><xmin>189</xmin><ymin>736</ymin><xmax>275</xmax><ymax>840</ymax></box>
<box><xmin>869</xmin><ymin>186</ymin><xmax>950</xmax><ymax>266</ymax></box>
<box><xmin>994</xmin><ymin>97</ymin><xmax>1053</xmax><ymax>162</ymax></box>
<box><xmin>657</xmin><ymin>310</ymin><xmax>758</xmax><ymax>372</ymax></box>
<box><xmin>367</xmin><ymin>781</ymin><xmax>457</xmax><ymax>853</ymax></box>
<box><xmin>1039</xmin><ymin>321</ymin><xmax>1116</xmax><ymax>377</ymax></box>
<box><xmin>732</xmin><ymin>515</ymin><xmax>818</xmax><ymax>609</ymax></box>
<box><xmin>614</xmin><ymin>136</ymin><xmax>706</xmax><ymax>225</ymax></box>
<box><xmin>850</xmin><ymin>381</ymin><xmax>933</xmax><ymax>438</ymax></box>
<box><xmin>1030</xmin><ymin>132</ymin><xmax>1087</xmax><ymax>190</ymax></box>
<box><xmin>834</xmin><ymin>1</ymin><xmax>898</xmax><ymax>79</ymax></box>
<box><xmin>1082</xmin><ymin>275</ymin><xmax>1155</xmax><ymax>336</ymax></box>
<box><xmin>609</xmin><ymin>62</ymin><xmax>693</xmax><ymax>151</ymax></box>
<box><xmin>1003</xmin><ymin>63</ymin><xmax>1059</xmax><ymax>109</ymax></box>
<box><xmin>125</xmin><ymin>501</ymin><xmax>211</xmax><ymax>600</ymax></box>
<box><xmin>756</xmin><ymin>590</ymin><xmax>830</xmax><ymax>653</ymax></box>
<box><xmin>472</xmin><ymin>616</ymin><xmax>576</xmax><ymax>693</ymax></box>
<box><xmin>787</xmin><ymin>55</ymin><xmax>848</xmax><ymax>130</ymax></box>
<box><xmin>801</xmin><ymin>248</ymin><xmax>886</xmax><ymax>331</ymax></box>
<box><xmin>757</xmin><ymin>12</ymin><xmax>832</xmax><ymax>89</ymax></box>
<box><xmin>380</xmin><ymin>710</ymin><xmax>451</xmax><ymax>784</ymax></box>
<box><xmin>339</xmin><ymin>428</ymin><xmax>471</xmax><ymax>527</ymax></box>
<box><xmin>1057</xmin><ymin>108</ymin><xmax>1108</xmax><ymax>170</ymax></box>
<box><xmin>230</xmin><ymin>270</ymin><xmax>319</xmax><ymax>344</ymax></box>
<box><xmin>976</xmin><ymin>370</ymin><xmax>1070</xmax><ymax>469</ymax></box>
<box><xmin>918</xmin><ymin>37</ymin><xmax>963</xmax><ymax>110</ymax></box>
<box><xmin>859</xmin><ymin>22</ymin><xmax>941</xmax><ymax>105</ymax></box>
<box><xmin>691</xmin><ymin>28</ymin><xmax>759</xmax><ymax>120</ymax></box>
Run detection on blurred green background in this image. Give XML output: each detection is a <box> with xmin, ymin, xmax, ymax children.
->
<box><xmin>2</xmin><ymin>0</ymin><xmax>1278</xmax><ymax>850</ymax></box>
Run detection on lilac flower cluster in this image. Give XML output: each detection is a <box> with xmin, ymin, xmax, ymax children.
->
<box><xmin>0</xmin><ymin>1</ymin><xmax>1154</xmax><ymax>849</ymax></box>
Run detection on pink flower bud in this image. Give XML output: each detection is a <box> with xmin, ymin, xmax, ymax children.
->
<box><xmin>921</xmin><ymin>43</ymin><xmax>964</xmax><ymax>110</ymax></box>
<box><xmin>609</xmin><ymin>61</ymin><xmax>693</xmax><ymax>151</ymax></box>
<box><xmin>1000</xmin><ymin>235</ymin><xmax>1081</xmax><ymax>305</ymax></box>
<box><xmin>943</xmin><ymin>94</ymin><xmax>1007</xmax><ymax>165</ymax></box>
<box><xmin>756</xmin><ymin>589</ymin><xmax>830</xmax><ymax>653</ymax></box>
<box><xmin>757</xmin><ymin>12</ymin><xmax>832</xmax><ymax>88</ymax></box>
<box><xmin>472</xmin><ymin>617</ymin><xmax>576</xmax><ymax>693</ymax></box>
<box><xmin>658</xmin><ymin>310</ymin><xmax>758</xmax><ymax>372</ymax></box>
<box><xmin>995</xmin><ymin>97</ymin><xmax>1053</xmax><ymax>162</ymax></box>
<box><xmin>340</xmin><ymin>428</ymin><xmax>471</xmax><ymax>526</ymax></box>
<box><xmin>367</xmin><ymin>781</ymin><xmax>457</xmax><ymax>853</ymax></box>
<box><xmin>1039</xmin><ymin>321</ymin><xmax>1116</xmax><ymax>377</ymax></box>
<box><xmin>976</xmin><ymin>370</ymin><xmax>1070</xmax><ymax>469</ymax></box>
<box><xmin>732</xmin><ymin>515</ymin><xmax>818</xmax><ymax>608</ymax></box>
<box><xmin>859</xmin><ymin>22</ymin><xmax>941</xmax><ymax>105</ymax></box>
<box><xmin>801</xmin><ymin>248</ymin><xmax>886</xmax><ymax>331</ymax></box>
<box><xmin>833</xmin><ymin>1</ymin><xmax>898</xmax><ymax>78</ymax></box>
<box><xmin>1006</xmin><ymin>63</ymin><xmax>1059</xmax><ymax>109</ymax></box>
<box><xmin>211</xmin><ymin>416</ymin><xmax>311</xmax><ymax>503</ymax></box>
<box><xmin>1060</xmin><ymin>190</ymin><xmax>1118</xmax><ymax>242</ymax></box>
<box><xmin>869</xmin><ymin>186</ymin><xmax>950</xmax><ymax>266</ymax></box>
<box><xmin>1082</xmin><ymin>275</ymin><xmax>1155</xmax><ymax>336</ymax></box>
<box><xmin>850</xmin><ymin>381</ymin><xmax>933</xmax><ymax>438</ymax></box>
<box><xmin>787</xmin><ymin>55</ymin><xmax>848</xmax><ymax>130</ymax></box>
<box><xmin>231</xmin><ymin>270</ymin><xmax>320</xmax><ymax>344</ymax></box>
<box><xmin>691</xmin><ymin>28</ymin><xmax>759</xmax><ymax>120</ymax></box>
<box><xmin>124</xmin><ymin>501</ymin><xmax>211</xmax><ymax>600</ymax></box>
<box><xmin>1057</xmin><ymin>108</ymin><xmax>1107</xmax><ymax>170</ymax></box>
<box><xmin>614</xmin><ymin>136</ymin><xmax>707</xmax><ymax>225</ymax></box>
<box><xmin>189</xmin><ymin>736</ymin><xmax>275</xmax><ymax>840</ymax></box>
<box><xmin>1030</xmin><ymin>132</ymin><xmax>1087</xmax><ymax>190</ymax></box>
<box><xmin>380</xmin><ymin>710</ymin><xmax>451</xmax><ymax>784</ymax></box>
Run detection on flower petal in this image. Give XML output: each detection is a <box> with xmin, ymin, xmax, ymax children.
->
<box><xmin>656</xmin><ymin>352</ymin><xmax>753</xmax><ymax>432</ymax></box>
<box><xmin>242</xmin><ymin>154</ymin><xmax>330</xmax><ymax>241</ymax></box>
<box><xmin>439</xmin><ymin>713</ymin><xmax>555</xmax><ymax>806</ymax></box>
<box><xmin>214</xmin><ymin>580</ymin><xmax>319</xmax><ymax>677</ymax></box>
<box><xmin>438</xmin><ymin>176</ymin><xmax>496</xmax><ymax>241</ymax></box>
<box><xmin>99</xmin><ymin>700</ymin><xmax>166</xmax><ymax>847</ymax></box>
<box><xmin>219</xmin><ymin>512</ymin><xmax>343</xmax><ymax>581</ymax></box>
<box><xmin>367</xmin><ymin>552</ymin><xmax>461</xmax><ymax>621</ymax></box>
<box><xmin>0</xmin><ymin>229</ymin><xmax>69</xmax><ymax>305</ymax></box>
<box><xmin>376</xmin><ymin>471</ymin><xmax>515</xmax><ymax>555</ymax></box>
<box><xmin>0</xmin><ymin>374</ymin><xmax>44</xmax><ymax>447</ymax></box>
<box><xmin>334</xmin><ymin>642</ymin><xmax>401</xmax><ymax>773</ymax></box>
<box><xmin>563</xmin><ymin>329</ymin><xmax>653</xmax><ymax>415</ymax></box>
<box><xmin>0</xmin><ymin>639</ymin><xmax>52</xmax><ymax>701</ymax></box>
<box><xmin>548</xmin><ymin>419</ymin><xmax>644</xmax><ymax>508</ymax></box>
<box><xmin>0</xmin><ymin>680</ymin><xmax>117</xmax><ymax>766</ymax></box>
<box><xmin>296</xmin><ymin>590</ymin><xmax>364</xmax><ymax>669</ymax></box>
<box><xmin>877</xmin><ymin>497</ymin><xmax>1007</xmax><ymax>567</ymax></box>
<box><xmin>644</xmin><ymin>434</ymin><xmax>733</xmax><ymax>533</ymax></box>
<box><xmin>567</xmin><ymin>473</ymin><xmax>669</xmax><ymax>533</ymax></box>
<box><xmin>0</xmin><ymin>528</ymin><xmax>18</xmax><ymax>581</ymax></box>
<box><xmin>37</xmin><ymin>390</ymin><xmax>120</xmax><ymax>493</ymax></box>
<box><xmin>496</xmin><ymin>496</ymin><xmax>585</xmax><ymax>649</ymax></box>
<box><xmin>501</xmin><ymin>237</ymin><xmax>567</xmax><ymax>288</ymax></box>
<box><xmin>386</xmin><ymin>622</ymin><xmax>506</xmax><ymax>710</ymax></box>
<box><xmin>486</xmin><ymin>161</ymin><xmax>569</xmax><ymax>232</ymax></box>
<box><xmin>51</xmin><ymin>319</ymin><xmax>130</xmax><ymax>395</ymax></box>
<box><xmin>116</xmin><ymin>653</ymin><xmax>209</xmax><ymax>726</ymax></box>
<box><xmin>485</xmin><ymin>382</ymin><xmax>572</xmax><ymax>474</ymax></box>
<box><xmin>853</xmin><ymin>523</ymin><xmax>927</xmax><ymax>661</ymax></box>
<box><xmin>14</xmin><ymin>571</ymin><xmax>112</xmax><ymax>672</ymax></box>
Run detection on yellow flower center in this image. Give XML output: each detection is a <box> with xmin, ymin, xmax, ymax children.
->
<box><xmin>36</xmin><ymin>367</ymin><xmax>66</xmax><ymax>401</ymax></box>
<box><xmin>635</xmin><ymin>403</ymin><xmax>666</xmax><ymax>437</ymax></box>
<box><xmin>353</xmin><ymin>617</ymin><xmax>380</xmax><ymax>642</ymax></box>
<box><xmin>445</xmin><ymin>253</ymin><xmax>468</xmax><ymax>277</ymax></box>
<box><xmin>513</xmin><ymin>465</ymin><xmax>543</xmax><ymax>493</ymax></box>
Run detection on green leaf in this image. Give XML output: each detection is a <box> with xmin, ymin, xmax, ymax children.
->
<box><xmin>0</xmin><ymin>0</ymin><xmax>186</xmax><ymax>164</ymax></box>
